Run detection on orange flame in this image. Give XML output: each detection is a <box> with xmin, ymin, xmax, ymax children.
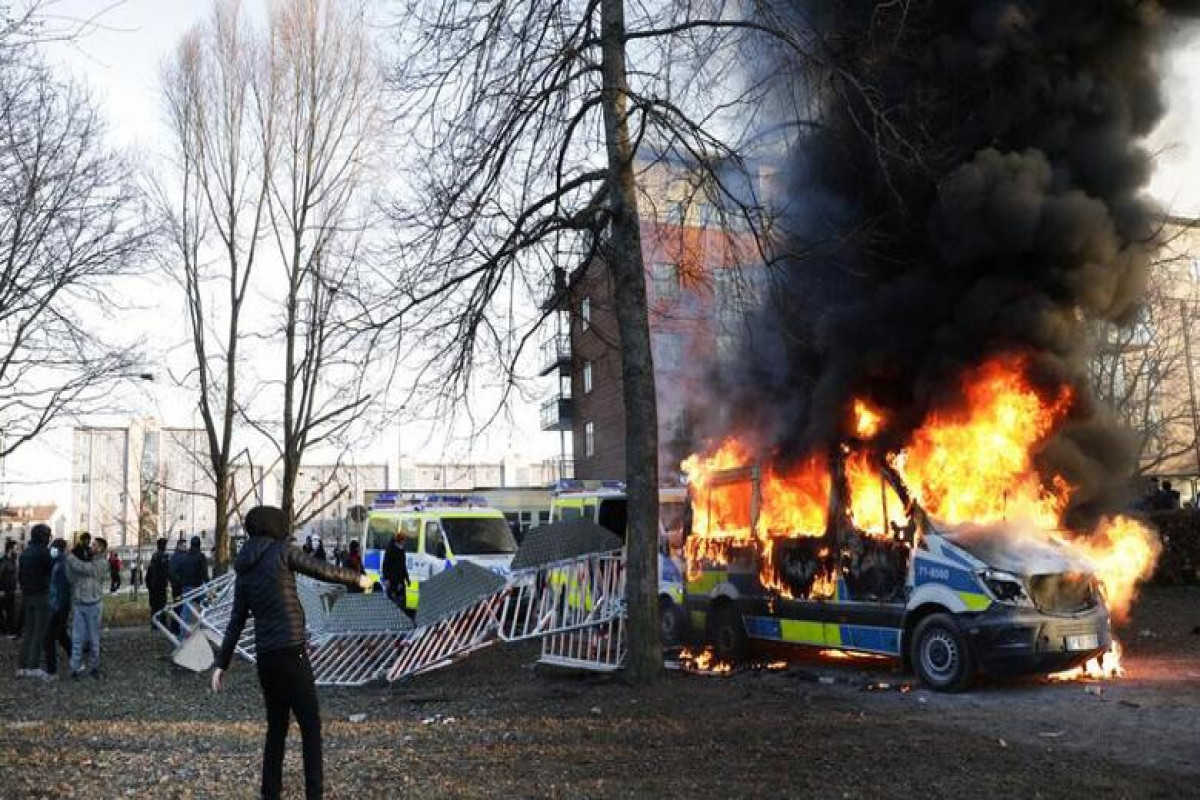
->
<box><xmin>682</xmin><ymin>354</ymin><xmax>1161</xmax><ymax>634</ymax></box>
<box><xmin>1050</xmin><ymin>640</ymin><xmax>1124</xmax><ymax>681</ymax></box>
<box><xmin>854</xmin><ymin>399</ymin><xmax>885</xmax><ymax>439</ymax></box>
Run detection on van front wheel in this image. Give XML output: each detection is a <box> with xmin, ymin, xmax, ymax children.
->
<box><xmin>911</xmin><ymin>613</ymin><xmax>972</xmax><ymax>692</ymax></box>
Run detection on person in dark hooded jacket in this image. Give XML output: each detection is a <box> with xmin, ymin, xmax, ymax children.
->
<box><xmin>213</xmin><ymin>505</ymin><xmax>369</xmax><ymax>800</ymax></box>
<box><xmin>17</xmin><ymin>524</ymin><xmax>53</xmax><ymax>677</ymax></box>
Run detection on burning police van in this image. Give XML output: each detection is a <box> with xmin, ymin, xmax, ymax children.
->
<box><xmin>681</xmin><ymin>447</ymin><xmax>1114</xmax><ymax>691</ymax></box>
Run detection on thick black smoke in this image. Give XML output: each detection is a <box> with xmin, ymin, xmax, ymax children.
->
<box><xmin>716</xmin><ymin>1</ymin><xmax>1200</xmax><ymax>527</ymax></box>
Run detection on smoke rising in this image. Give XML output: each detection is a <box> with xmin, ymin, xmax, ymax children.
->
<box><xmin>715</xmin><ymin>1</ymin><xmax>1200</xmax><ymax>528</ymax></box>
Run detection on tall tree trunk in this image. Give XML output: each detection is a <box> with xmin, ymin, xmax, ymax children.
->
<box><xmin>599</xmin><ymin>0</ymin><xmax>661</xmax><ymax>685</ymax></box>
<box><xmin>212</xmin><ymin>477</ymin><xmax>230</xmax><ymax>573</ymax></box>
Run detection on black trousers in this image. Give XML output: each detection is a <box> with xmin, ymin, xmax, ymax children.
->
<box><xmin>148</xmin><ymin>587</ymin><xmax>167</xmax><ymax>627</ymax></box>
<box><xmin>256</xmin><ymin>646</ymin><xmax>322</xmax><ymax>800</ymax></box>
<box><xmin>0</xmin><ymin>592</ymin><xmax>15</xmax><ymax>634</ymax></box>
<box><xmin>43</xmin><ymin>606</ymin><xmax>71</xmax><ymax>674</ymax></box>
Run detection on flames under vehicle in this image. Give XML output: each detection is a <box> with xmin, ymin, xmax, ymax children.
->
<box><xmin>675</xmin><ymin>447</ymin><xmax>1112</xmax><ymax>691</ymax></box>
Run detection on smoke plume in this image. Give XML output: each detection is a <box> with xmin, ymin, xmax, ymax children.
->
<box><xmin>716</xmin><ymin>1</ymin><xmax>1200</xmax><ymax>527</ymax></box>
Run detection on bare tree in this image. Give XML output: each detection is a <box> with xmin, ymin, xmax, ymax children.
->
<box><xmin>0</xmin><ymin>54</ymin><xmax>148</xmax><ymax>459</ymax></box>
<box><xmin>157</xmin><ymin>0</ymin><xmax>271</xmax><ymax>571</ymax></box>
<box><xmin>378</xmin><ymin>0</ymin><xmax>782</xmax><ymax>684</ymax></box>
<box><xmin>1090</xmin><ymin>226</ymin><xmax>1200</xmax><ymax>477</ymax></box>
<box><xmin>257</xmin><ymin>0</ymin><xmax>382</xmax><ymax>528</ymax></box>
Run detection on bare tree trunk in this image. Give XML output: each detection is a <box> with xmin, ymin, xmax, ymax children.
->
<box><xmin>600</xmin><ymin>0</ymin><xmax>661</xmax><ymax>685</ymax></box>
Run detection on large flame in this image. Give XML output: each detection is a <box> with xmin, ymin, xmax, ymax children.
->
<box><xmin>683</xmin><ymin>354</ymin><xmax>1160</xmax><ymax>639</ymax></box>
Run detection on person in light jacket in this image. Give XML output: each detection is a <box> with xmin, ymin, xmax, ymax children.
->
<box><xmin>65</xmin><ymin>533</ymin><xmax>110</xmax><ymax>679</ymax></box>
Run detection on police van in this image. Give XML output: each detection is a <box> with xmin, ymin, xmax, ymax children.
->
<box><xmin>548</xmin><ymin>481</ymin><xmax>690</xmax><ymax>645</ymax></box>
<box><xmin>684</xmin><ymin>450</ymin><xmax>1113</xmax><ymax>691</ymax></box>
<box><xmin>362</xmin><ymin>493</ymin><xmax>518</xmax><ymax>609</ymax></box>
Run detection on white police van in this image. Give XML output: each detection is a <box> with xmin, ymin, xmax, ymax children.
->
<box><xmin>362</xmin><ymin>493</ymin><xmax>518</xmax><ymax>609</ymax></box>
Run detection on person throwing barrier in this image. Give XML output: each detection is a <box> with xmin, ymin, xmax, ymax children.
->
<box><xmin>212</xmin><ymin>506</ymin><xmax>370</xmax><ymax>800</ymax></box>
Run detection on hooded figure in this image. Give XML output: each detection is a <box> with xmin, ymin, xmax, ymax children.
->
<box><xmin>16</xmin><ymin>524</ymin><xmax>52</xmax><ymax>676</ymax></box>
<box><xmin>213</xmin><ymin>505</ymin><xmax>368</xmax><ymax>800</ymax></box>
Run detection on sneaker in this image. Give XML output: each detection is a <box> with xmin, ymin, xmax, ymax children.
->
<box><xmin>89</xmin><ymin>668</ymin><xmax>101</xmax><ymax>679</ymax></box>
<box><xmin>71</xmin><ymin>670</ymin><xmax>83</xmax><ymax>681</ymax></box>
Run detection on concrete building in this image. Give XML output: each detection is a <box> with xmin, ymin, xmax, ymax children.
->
<box><xmin>288</xmin><ymin>463</ymin><xmax>388</xmax><ymax>541</ymax></box>
<box><xmin>0</xmin><ymin>503</ymin><xmax>57</xmax><ymax>545</ymax></box>
<box><xmin>74</xmin><ymin>422</ymin><xmax>216</xmax><ymax>548</ymax></box>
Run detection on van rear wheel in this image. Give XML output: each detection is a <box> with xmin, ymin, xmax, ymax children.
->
<box><xmin>911</xmin><ymin>613</ymin><xmax>972</xmax><ymax>692</ymax></box>
<box><xmin>708</xmin><ymin>605</ymin><xmax>748</xmax><ymax>661</ymax></box>
<box><xmin>659</xmin><ymin>597</ymin><xmax>686</xmax><ymax>646</ymax></box>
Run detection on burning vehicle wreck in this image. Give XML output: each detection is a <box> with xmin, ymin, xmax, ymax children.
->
<box><xmin>677</xmin><ymin>358</ymin><xmax>1159</xmax><ymax>691</ymax></box>
<box><xmin>681</xmin><ymin>449</ymin><xmax>1112</xmax><ymax>691</ymax></box>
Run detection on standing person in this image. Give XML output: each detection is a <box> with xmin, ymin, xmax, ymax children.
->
<box><xmin>44</xmin><ymin>538</ymin><xmax>72</xmax><ymax>677</ymax></box>
<box><xmin>381</xmin><ymin>528</ymin><xmax>411</xmax><ymax>617</ymax></box>
<box><xmin>175</xmin><ymin>537</ymin><xmax>209</xmax><ymax>626</ymax></box>
<box><xmin>211</xmin><ymin>506</ymin><xmax>370</xmax><ymax>800</ymax></box>
<box><xmin>344</xmin><ymin>540</ymin><xmax>365</xmax><ymax>593</ymax></box>
<box><xmin>66</xmin><ymin>534</ymin><xmax>109</xmax><ymax>679</ymax></box>
<box><xmin>168</xmin><ymin>539</ymin><xmax>187</xmax><ymax>634</ymax></box>
<box><xmin>302</xmin><ymin>535</ymin><xmax>314</xmax><ymax>556</ymax></box>
<box><xmin>108</xmin><ymin>549</ymin><xmax>122</xmax><ymax>594</ymax></box>
<box><xmin>0</xmin><ymin>540</ymin><xmax>17</xmax><ymax>637</ymax></box>
<box><xmin>16</xmin><ymin>524</ymin><xmax>53</xmax><ymax>678</ymax></box>
<box><xmin>313</xmin><ymin>540</ymin><xmax>327</xmax><ymax>562</ymax></box>
<box><xmin>145</xmin><ymin>538</ymin><xmax>171</xmax><ymax>628</ymax></box>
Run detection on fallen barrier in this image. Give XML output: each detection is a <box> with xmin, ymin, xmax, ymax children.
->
<box><xmin>153</xmin><ymin>520</ymin><xmax>631</xmax><ymax>685</ymax></box>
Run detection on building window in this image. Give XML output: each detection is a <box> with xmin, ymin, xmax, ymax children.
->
<box><xmin>665</xmin><ymin>201</ymin><xmax>686</xmax><ymax>225</ymax></box>
<box><xmin>583</xmin><ymin>360</ymin><xmax>593</xmax><ymax>394</ymax></box>
<box><xmin>653</xmin><ymin>333</ymin><xmax>684</xmax><ymax>371</ymax></box>
<box><xmin>652</xmin><ymin>263</ymin><xmax>679</xmax><ymax>303</ymax></box>
<box><xmin>585</xmin><ymin>421</ymin><xmax>595</xmax><ymax>458</ymax></box>
<box><xmin>581</xmin><ymin>296</ymin><xmax>591</xmax><ymax>331</ymax></box>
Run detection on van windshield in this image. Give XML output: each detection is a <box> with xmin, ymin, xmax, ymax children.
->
<box><xmin>441</xmin><ymin>517</ymin><xmax>518</xmax><ymax>555</ymax></box>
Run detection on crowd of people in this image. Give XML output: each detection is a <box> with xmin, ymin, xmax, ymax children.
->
<box><xmin>1</xmin><ymin>510</ymin><xmax>409</xmax><ymax>797</ymax></box>
<box><xmin>4</xmin><ymin>525</ymin><xmax>110</xmax><ymax>680</ymax></box>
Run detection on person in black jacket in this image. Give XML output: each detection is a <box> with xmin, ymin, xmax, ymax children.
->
<box><xmin>17</xmin><ymin>524</ymin><xmax>53</xmax><ymax>678</ymax></box>
<box><xmin>145</xmin><ymin>538</ymin><xmax>171</xmax><ymax>628</ymax></box>
<box><xmin>43</xmin><ymin>538</ymin><xmax>72</xmax><ymax>676</ymax></box>
<box><xmin>380</xmin><ymin>529</ymin><xmax>411</xmax><ymax>616</ymax></box>
<box><xmin>212</xmin><ymin>505</ymin><xmax>369</xmax><ymax>800</ymax></box>
<box><xmin>0</xmin><ymin>540</ymin><xmax>16</xmax><ymax>637</ymax></box>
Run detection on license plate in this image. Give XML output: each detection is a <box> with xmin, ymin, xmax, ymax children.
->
<box><xmin>1066</xmin><ymin>634</ymin><xmax>1099</xmax><ymax>651</ymax></box>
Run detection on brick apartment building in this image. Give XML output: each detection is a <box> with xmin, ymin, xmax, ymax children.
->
<box><xmin>541</xmin><ymin>153</ymin><xmax>773</xmax><ymax>483</ymax></box>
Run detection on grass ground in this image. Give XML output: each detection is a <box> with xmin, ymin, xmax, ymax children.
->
<box><xmin>101</xmin><ymin>591</ymin><xmax>152</xmax><ymax>627</ymax></box>
<box><xmin>0</xmin><ymin>586</ymin><xmax>1195</xmax><ymax>798</ymax></box>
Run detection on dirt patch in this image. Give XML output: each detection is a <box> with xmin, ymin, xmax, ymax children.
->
<box><xmin>0</xmin><ymin>586</ymin><xmax>1196</xmax><ymax>798</ymax></box>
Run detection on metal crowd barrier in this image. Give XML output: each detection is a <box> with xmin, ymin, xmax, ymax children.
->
<box><xmin>539</xmin><ymin>615</ymin><xmax>626</xmax><ymax>672</ymax></box>
<box><xmin>154</xmin><ymin>574</ymin><xmax>410</xmax><ymax>686</ymax></box>
<box><xmin>386</xmin><ymin>560</ymin><xmax>507</xmax><ymax>681</ymax></box>
<box><xmin>153</xmin><ymin>523</ymin><xmax>633</xmax><ymax>685</ymax></box>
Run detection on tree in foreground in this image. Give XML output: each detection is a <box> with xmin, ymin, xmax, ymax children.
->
<box><xmin>379</xmin><ymin>0</ymin><xmax>776</xmax><ymax>684</ymax></box>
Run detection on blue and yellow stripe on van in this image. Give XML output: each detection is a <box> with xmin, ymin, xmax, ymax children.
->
<box><xmin>743</xmin><ymin>616</ymin><xmax>902</xmax><ymax>656</ymax></box>
<box><xmin>914</xmin><ymin>557</ymin><xmax>992</xmax><ymax>612</ymax></box>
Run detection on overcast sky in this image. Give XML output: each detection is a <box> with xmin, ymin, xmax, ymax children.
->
<box><xmin>4</xmin><ymin>1</ymin><xmax>1199</xmax><ymax>523</ymax></box>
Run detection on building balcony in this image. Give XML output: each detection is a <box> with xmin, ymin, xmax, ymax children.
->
<box><xmin>538</xmin><ymin>333</ymin><xmax>571</xmax><ymax>376</ymax></box>
<box><xmin>540</xmin><ymin>396</ymin><xmax>574</xmax><ymax>431</ymax></box>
